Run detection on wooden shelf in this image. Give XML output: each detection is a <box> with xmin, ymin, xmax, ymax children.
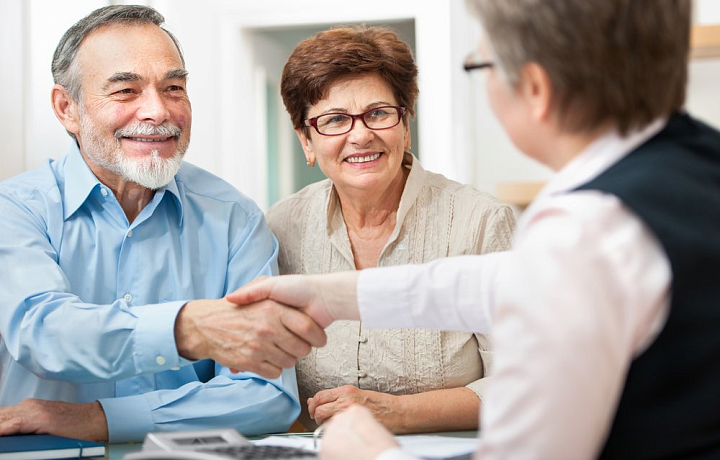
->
<box><xmin>691</xmin><ymin>25</ymin><xmax>720</xmax><ymax>59</ymax></box>
<box><xmin>497</xmin><ymin>181</ymin><xmax>546</xmax><ymax>210</ymax></box>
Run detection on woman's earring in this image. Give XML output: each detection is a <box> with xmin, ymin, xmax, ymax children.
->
<box><xmin>307</xmin><ymin>159</ymin><xmax>316</xmax><ymax>168</ymax></box>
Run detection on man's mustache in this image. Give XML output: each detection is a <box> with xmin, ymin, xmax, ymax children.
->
<box><xmin>115</xmin><ymin>122</ymin><xmax>182</xmax><ymax>139</ymax></box>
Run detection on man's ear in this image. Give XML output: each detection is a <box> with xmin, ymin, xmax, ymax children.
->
<box><xmin>518</xmin><ymin>62</ymin><xmax>554</xmax><ymax>123</ymax></box>
<box><xmin>51</xmin><ymin>84</ymin><xmax>81</xmax><ymax>137</ymax></box>
<box><xmin>295</xmin><ymin>128</ymin><xmax>316</xmax><ymax>166</ymax></box>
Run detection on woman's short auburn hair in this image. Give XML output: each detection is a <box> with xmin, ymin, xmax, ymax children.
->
<box><xmin>280</xmin><ymin>25</ymin><xmax>419</xmax><ymax>132</ymax></box>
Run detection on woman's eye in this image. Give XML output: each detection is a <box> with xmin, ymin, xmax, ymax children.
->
<box><xmin>321</xmin><ymin>115</ymin><xmax>348</xmax><ymax>126</ymax></box>
<box><xmin>368</xmin><ymin>108</ymin><xmax>390</xmax><ymax>119</ymax></box>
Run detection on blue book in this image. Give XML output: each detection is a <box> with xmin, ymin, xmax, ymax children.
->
<box><xmin>0</xmin><ymin>434</ymin><xmax>105</xmax><ymax>459</ymax></box>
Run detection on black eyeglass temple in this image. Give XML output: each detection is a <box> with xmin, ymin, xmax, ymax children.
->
<box><xmin>463</xmin><ymin>62</ymin><xmax>494</xmax><ymax>72</ymax></box>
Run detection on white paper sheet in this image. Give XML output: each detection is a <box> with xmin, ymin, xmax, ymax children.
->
<box><xmin>252</xmin><ymin>434</ymin><xmax>479</xmax><ymax>459</ymax></box>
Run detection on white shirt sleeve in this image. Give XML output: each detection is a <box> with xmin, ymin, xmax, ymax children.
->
<box><xmin>476</xmin><ymin>191</ymin><xmax>670</xmax><ymax>460</ymax></box>
<box><xmin>358</xmin><ymin>252</ymin><xmax>508</xmax><ymax>333</ymax></box>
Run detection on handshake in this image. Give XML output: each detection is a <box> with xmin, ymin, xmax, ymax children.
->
<box><xmin>176</xmin><ymin>271</ymin><xmax>362</xmax><ymax>378</ymax></box>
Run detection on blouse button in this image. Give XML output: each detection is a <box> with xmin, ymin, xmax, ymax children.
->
<box><xmin>358</xmin><ymin>336</ymin><xmax>368</xmax><ymax>343</ymax></box>
<box><xmin>358</xmin><ymin>371</ymin><xmax>367</xmax><ymax>378</ymax></box>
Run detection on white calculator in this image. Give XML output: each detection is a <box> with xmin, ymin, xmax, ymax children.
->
<box><xmin>123</xmin><ymin>428</ymin><xmax>317</xmax><ymax>460</ymax></box>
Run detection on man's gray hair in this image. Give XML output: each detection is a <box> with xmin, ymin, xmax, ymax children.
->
<box><xmin>467</xmin><ymin>0</ymin><xmax>691</xmax><ymax>135</ymax></box>
<box><xmin>51</xmin><ymin>4</ymin><xmax>185</xmax><ymax>103</ymax></box>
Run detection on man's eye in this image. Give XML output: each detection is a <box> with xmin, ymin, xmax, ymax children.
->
<box><xmin>168</xmin><ymin>85</ymin><xmax>184</xmax><ymax>92</ymax></box>
<box><xmin>114</xmin><ymin>88</ymin><xmax>134</xmax><ymax>95</ymax></box>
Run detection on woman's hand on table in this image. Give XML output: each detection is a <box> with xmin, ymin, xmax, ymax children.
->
<box><xmin>309</xmin><ymin>385</ymin><xmax>404</xmax><ymax>430</ymax></box>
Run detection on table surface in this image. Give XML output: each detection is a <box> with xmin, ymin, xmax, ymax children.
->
<box><xmin>105</xmin><ymin>430</ymin><xmax>478</xmax><ymax>459</ymax></box>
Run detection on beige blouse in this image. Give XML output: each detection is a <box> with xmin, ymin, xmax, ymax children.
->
<box><xmin>267</xmin><ymin>154</ymin><xmax>515</xmax><ymax>428</ymax></box>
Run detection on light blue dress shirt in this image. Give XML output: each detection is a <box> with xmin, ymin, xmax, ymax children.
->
<box><xmin>0</xmin><ymin>146</ymin><xmax>299</xmax><ymax>442</ymax></box>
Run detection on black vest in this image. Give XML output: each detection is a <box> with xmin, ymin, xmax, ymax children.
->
<box><xmin>576</xmin><ymin>113</ymin><xmax>720</xmax><ymax>459</ymax></box>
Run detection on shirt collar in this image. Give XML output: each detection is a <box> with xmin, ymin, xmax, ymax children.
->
<box><xmin>534</xmin><ymin>117</ymin><xmax>668</xmax><ymax>204</ymax></box>
<box><xmin>62</xmin><ymin>144</ymin><xmax>184</xmax><ymax>225</ymax></box>
<box><xmin>63</xmin><ymin>144</ymin><xmax>102</xmax><ymax>220</ymax></box>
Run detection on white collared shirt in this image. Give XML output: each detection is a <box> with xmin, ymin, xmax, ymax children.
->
<box><xmin>360</xmin><ymin>119</ymin><xmax>672</xmax><ymax>460</ymax></box>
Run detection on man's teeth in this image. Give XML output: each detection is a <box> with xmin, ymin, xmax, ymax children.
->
<box><xmin>346</xmin><ymin>153</ymin><xmax>381</xmax><ymax>163</ymax></box>
<box><xmin>127</xmin><ymin>137</ymin><xmax>170</xmax><ymax>142</ymax></box>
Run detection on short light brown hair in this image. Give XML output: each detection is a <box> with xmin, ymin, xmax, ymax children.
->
<box><xmin>468</xmin><ymin>0</ymin><xmax>691</xmax><ymax>135</ymax></box>
<box><xmin>280</xmin><ymin>25</ymin><xmax>418</xmax><ymax>132</ymax></box>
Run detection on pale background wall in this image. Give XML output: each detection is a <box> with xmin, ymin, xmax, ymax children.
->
<box><xmin>2</xmin><ymin>0</ymin><xmax>719</xmax><ymax>210</ymax></box>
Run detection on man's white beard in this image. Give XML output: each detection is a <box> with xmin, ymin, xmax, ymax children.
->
<box><xmin>79</xmin><ymin>107</ymin><xmax>188</xmax><ymax>190</ymax></box>
<box><xmin>108</xmin><ymin>142</ymin><xmax>184</xmax><ymax>190</ymax></box>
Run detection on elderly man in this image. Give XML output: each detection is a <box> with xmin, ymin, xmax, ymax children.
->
<box><xmin>230</xmin><ymin>0</ymin><xmax>720</xmax><ymax>459</ymax></box>
<box><xmin>0</xmin><ymin>5</ymin><xmax>324</xmax><ymax>443</ymax></box>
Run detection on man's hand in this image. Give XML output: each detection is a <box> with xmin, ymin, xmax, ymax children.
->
<box><xmin>175</xmin><ymin>298</ymin><xmax>326</xmax><ymax>378</ymax></box>
<box><xmin>309</xmin><ymin>386</ymin><xmax>400</xmax><ymax>429</ymax></box>
<box><xmin>320</xmin><ymin>405</ymin><xmax>399</xmax><ymax>460</ymax></box>
<box><xmin>226</xmin><ymin>272</ymin><xmax>362</xmax><ymax>328</ymax></box>
<box><xmin>0</xmin><ymin>399</ymin><xmax>108</xmax><ymax>442</ymax></box>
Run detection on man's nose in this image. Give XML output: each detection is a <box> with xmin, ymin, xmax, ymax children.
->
<box><xmin>136</xmin><ymin>88</ymin><xmax>171</xmax><ymax>124</ymax></box>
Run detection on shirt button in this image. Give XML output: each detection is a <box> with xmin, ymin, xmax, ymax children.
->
<box><xmin>156</xmin><ymin>356</ymin><xmax>167</xmax><ymax>366</ymax></box>
<box><xmin>358</xmin><ymin>371</ymin><xmax>367</xmax><ymax>378</ymax></box>
<box><xmin>123</xmin><ymin>293</ymin><xmax>133</xmax><ymax>302</ymax></box>
<box><xmin>127</xmin><ymin>229</ymin><xmax>133</xmax><ymax>238</ymax></box>
<box><xmin>358</xmin><ymin>336</ymin><xmax>368</xmax><ymax>343</ymax></box>
<box><xmin>100</xmin><ymin>188</ymin><xmax>108</xmax><ymax>196</ymax></box>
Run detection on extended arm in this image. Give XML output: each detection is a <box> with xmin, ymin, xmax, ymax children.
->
<box><xmin>0</xmin><ymin>192</ymin><xmax>322</xmax><ymax>382</ymax></box>
<box><xmin>227</xmin><ymin>252</ymin><xmax>506</xmax><ymax>332</ymax></box>
<box><xmin>0</xmin><ymin>193</ymin><xmax>181</xmax><ymax>382</ymax></box>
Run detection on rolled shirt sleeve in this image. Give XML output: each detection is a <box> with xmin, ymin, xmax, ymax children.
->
<box><xmin>100</xmin><ymin>367</ymin><xmax>300</xmax><ymax>442</ymax></box>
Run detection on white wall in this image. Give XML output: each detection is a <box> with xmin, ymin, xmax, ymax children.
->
<box><xmin>691</xmin><ymin>0</ymin><xmax>720</xmax><ymax>130</ymax></box>
<box><xmin>2</xmin><ymin>0</ymin><xmax>719</xmax><ymax>205</ymax></box>
<box><xmin>0</xmin><ymin>0</ymin><xmax>25</xmax><ymax>179</ymax></box>
<box><xmin>697</xmin><ymin>0</ymin><xmax>720</xmax><ymax>24</ymax></box>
